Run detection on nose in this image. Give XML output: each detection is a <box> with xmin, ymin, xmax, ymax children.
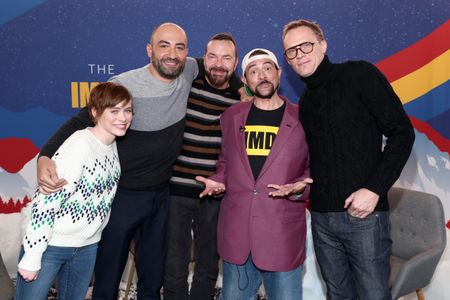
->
<box><xmin>296</xmin><ymin>51</ymin><xmax>305</xmax><ymax>60</ymax></box>
<box><xmin>168</xmin><ymin>46</ymin><xmax>177</xmax><ymax>58</ymax></box>
<box><xmin>215</xmin><ymin>58</ymin><xmax>223</xmax><ymax>67</ymax></box>
<box><xmin>117</xmin><ymin>111</ymin><xmax>128</xmax><ymax>122</ymax></box>
<box><xmin>258</xmin><ymin>70</ymin><xmax>266</xmax><ymax>80</ymax></box>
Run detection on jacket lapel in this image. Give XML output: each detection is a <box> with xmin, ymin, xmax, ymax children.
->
<box><xmin>257</xmin><ymin>102</ymin><xmax>299</xmax><ymax>180</ymax></box>
<box><xmin>233</xmin><ymin>103</ymin><xmax>255</xmax><ymax>182</ymax></box>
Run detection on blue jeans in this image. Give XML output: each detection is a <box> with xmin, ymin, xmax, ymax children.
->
<box><xmin>14</xmin><ymin>243</ymin><xmax>98</xmax><ymax>300</ymax></box>
<box><xmin>311</xmin><ymin>211</ymin><xmax>391</xmax><ymax>300</ymax></box>
<box><xmin>221</xmin><ymin>255</ymin><xmax>303</xmax><ymax>300</ymax></box>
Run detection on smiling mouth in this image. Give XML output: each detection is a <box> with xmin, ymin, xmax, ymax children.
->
<box><xmin>210</xmin><ymin>68</ymin><xmax>228</xmax><ymax>76</ymax></box>
<box><xmin>114</xmin><ymin>124</ymin><xmax>128</xmax><ymax>129</ymax></box>
<box><xmin>162</xmin><ymin>58</ymin><xmax>180</xmax><ymax>67</ymax></box>
<box><xmin>164</xmin><ymin>62</ymin><xmax>179</xmax><ymax>68</ymax></box>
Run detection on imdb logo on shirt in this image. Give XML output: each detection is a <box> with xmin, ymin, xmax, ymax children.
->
<box><xmin>245</xmin><ymin>125</ymin><xmax>279</xmax><ymax>156</ymax></box>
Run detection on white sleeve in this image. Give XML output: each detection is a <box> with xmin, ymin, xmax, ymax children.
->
<box><xmin>18</xmin><ymin>132</ymin><xmax>90</xmax><ymax>271</ymax></box>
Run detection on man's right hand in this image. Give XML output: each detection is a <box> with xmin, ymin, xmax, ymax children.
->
<box><xmin>37</xmin><ymin>156</ymin><xmax>67</xmax><ymax>194</ymax></box>
<box><xmin>195</xmin><ymin>176</ymin><xmax>226</xmax><ymax>198</ymax></box>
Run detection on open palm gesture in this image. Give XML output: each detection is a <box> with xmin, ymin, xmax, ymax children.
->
<box><xmin>195</xmin><ymin>176</ymin><xmax>226</xmax><ymax>198</ymax></box>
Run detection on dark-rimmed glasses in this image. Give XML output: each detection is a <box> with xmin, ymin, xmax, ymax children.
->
<box><xmin>284</xmin><ymin>42</ymin><xmax>317</xmax><ymax>60</ymax></box>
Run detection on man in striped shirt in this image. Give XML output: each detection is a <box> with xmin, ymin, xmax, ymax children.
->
<box><xmin>163</xmin><ymin>33</ymin><xmax>243</xmax><ymax>300</ymax></box>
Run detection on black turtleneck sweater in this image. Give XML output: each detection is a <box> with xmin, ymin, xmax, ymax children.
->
<box><xmin>299</xmin><ymin>56</ymin><xmax>415</xmax><ymax>212</ymax></box>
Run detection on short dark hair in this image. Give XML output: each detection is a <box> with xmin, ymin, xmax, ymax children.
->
<box><xmin>88</xmin><ymin>82</ymin><xmax>132</xmax><ymax>123</ymax></box>
<box><xmin>205</xmin><ymin>32</ymin><xmax>237</xmax><ymax>56</ymax></box>
<box><xmin>282</xmin><ymin>19</ymin><xmax>325</xmax><ymax>42</ymax></box>
<box><xmin>248</xmin><ymin>49</ymin><xmax>268</xmax><ymax>58</ymax></box>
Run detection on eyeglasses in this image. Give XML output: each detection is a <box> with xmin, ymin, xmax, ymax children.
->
<box><xmin>284</xmin><ymin>42</ymin><xmax>317</xmax><ymax>60</ymax></box>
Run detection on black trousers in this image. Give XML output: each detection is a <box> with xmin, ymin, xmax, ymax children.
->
<box><xmin>92</xmin><ymin>185</ymin><xmax>170</xmax><ymax>300</ymax></box>
<box><xmin>163</xmin><ymin>195</ymin><xmax>220</xmax><ymax>300</ymax></box>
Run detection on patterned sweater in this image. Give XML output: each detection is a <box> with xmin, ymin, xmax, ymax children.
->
<box><xmin>19</xmin><ymin>129</ymin><xmax>121</xmax><ymax>271</ymax></box>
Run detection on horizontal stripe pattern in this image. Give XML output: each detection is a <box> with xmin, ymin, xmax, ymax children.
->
<box><xmin>177</xmin><ymin>154</ymin><xmax>217</xmax><ymax>167</ymax></box>
<box><xmin>183</xmin><ymin>132</ymin><xmax>222</xmax><ymax>144</ymax></box>
<box><xmin>391</xmin><ymin>50</ymin><xmax>449</xmax><ymax>104</ymax></box>
<box><xmin>376</xmin><ymin>20</ymin><xmax>450</xmax><ymax>83</ymax></box>
<box><xmin>404</xmin><ymin>81</ymin><xmax>449</xmax><ymax>119</ymax></box>
<box><xmin>190</xmin><ymin>87</ymin><xmax>239</xmax><ymax>105</ymax></box>
<box><xmin>375</xmin><ymin>20</ymin><xmax>449</xmax><ymax>154</ymax></box>
<box><xmin>170</xmin><ymin>77</ymin><xmax>240</xmax><ymax>197</ymax></box>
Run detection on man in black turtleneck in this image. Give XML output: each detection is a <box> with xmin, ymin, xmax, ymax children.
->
<box><xmin>282</xmin><ymin>19</ymin><xmax>415</xmax><ymax>300</ymax></box>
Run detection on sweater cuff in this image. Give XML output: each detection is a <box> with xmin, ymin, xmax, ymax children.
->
<box><xmin>363</xmin><ymin>177</ymin><xmax>389</xmax><ymax>198</ymax></box>
<box><xmin>289</xmin><ymin>192</ymin><xmax>303</xmax><ymax>201</ymax></box>
<box><xmin>288</xmin><ymin>184</ymin><xmax>310</xmax><ymax>202</ymax></box>
<box><xmin>18</xmin><ymin>252</ymin><xmax>43</xmax><ymax>272</ymax></box>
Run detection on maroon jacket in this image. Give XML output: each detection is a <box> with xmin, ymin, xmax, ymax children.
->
<box><xmin>210</xmin><ymin>99</ymin><xmax>310</xmax><ymax>272</ymax></box>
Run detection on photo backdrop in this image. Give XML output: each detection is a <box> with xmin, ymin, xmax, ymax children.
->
<box><xmin>1</xmin><ymin>1</ymin><xmax>449</xmax><ymax>298</ymax></box>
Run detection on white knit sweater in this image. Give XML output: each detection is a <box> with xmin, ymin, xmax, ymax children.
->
<box><xmin>19</xmin><ymin>129</ymin><xmax>121</xmax><ymax>271</ymax></box>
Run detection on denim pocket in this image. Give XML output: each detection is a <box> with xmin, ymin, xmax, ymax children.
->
<box><xmin>346</xmin><ymin>212</ymin><xmax>378</xmax><ymax>228</ymax></box>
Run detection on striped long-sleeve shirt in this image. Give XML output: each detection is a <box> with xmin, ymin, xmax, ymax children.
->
<box><xmin>170</xmin><ymin>77</ymin><xmax>240</xmax><ymax>198</ymax></box>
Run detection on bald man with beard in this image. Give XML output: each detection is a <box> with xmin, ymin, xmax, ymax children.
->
<box><xmin>36</xmin><ymin>23</ymin><xmax>199</xmax><ymax>300</ymax></box>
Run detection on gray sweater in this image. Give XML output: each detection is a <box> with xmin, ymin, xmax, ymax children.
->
<box><xmin>40</xmin><ymin>58</ymin><xmax>199</xmax><ymax>189</ymax></box>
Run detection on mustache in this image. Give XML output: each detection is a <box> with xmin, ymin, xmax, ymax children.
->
<box><xmin>257</xmin><ymin>80</ymin><xmax>273</xmax><ymax>87</ymax></box>
<box><xmin>209</xmin><ymin>66</ymin><xmax>229</xmax><ymax>73</ymax></box>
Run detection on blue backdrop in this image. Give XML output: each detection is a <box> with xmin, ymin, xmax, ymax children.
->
<box><xmin>1</xmin><ymin>0</ymin><xmax>448</xmax><ymax>147</ymax></box>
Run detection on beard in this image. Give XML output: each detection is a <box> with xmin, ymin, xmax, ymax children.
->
<box><xmin>152</xmin><ymin>55</ymin><xmax>185</xmax><ymax>80</ymax></box>
<box><xmin>252</xmin><ymin>80</ymin><xmax>279</xmax><ymax>99</ymax></box>
<box><xmin>205</xmin><ymin>67</ymin><xmax>232</xmax><ymax>88</ymax></box>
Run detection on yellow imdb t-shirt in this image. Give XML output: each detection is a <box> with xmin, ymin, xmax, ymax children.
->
<box><xmin>245</xmin><ymin>125</ymin><xmax>279</xmax><ymax>156</ymax></box>
<box><xmin>244</xmin><ymin>102</ymin><xmax>286</xmax><ymax>179</ymax></box>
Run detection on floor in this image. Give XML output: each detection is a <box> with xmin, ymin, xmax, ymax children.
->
<box><xmin>18</xmin><ymin>281</ymin><xmax>267</xmax><ymax>300</ymax></box>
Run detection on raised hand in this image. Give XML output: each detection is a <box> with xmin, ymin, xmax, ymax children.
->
<box><xmin>195</xmin><ymin>176</ymin><xmax>226</xmax><ymax>198</ymax></box>
<box><xmin>268</xmin><ymin>178</ymin><xmax>313</xmax><ymax>197</ymax></box>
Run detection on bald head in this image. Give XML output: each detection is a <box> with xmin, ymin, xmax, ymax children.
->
<box><xmin>146</xmin><ymin>22</ymin><xmax>189</xmax><ymax>82</ymax></box>
<box><xmin>150</xmin><ymin>23</ymin><xmax>187</xmax><ymax>45</ymax></box>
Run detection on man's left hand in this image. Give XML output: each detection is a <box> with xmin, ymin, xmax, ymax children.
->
<box><xmin>268</xmin><ymin>178</ymin><xmax>313</xmax><ymax>197</ymax></box>
<box><xmin>344</xmin><ymin>188</ymin><xmax>379</xmax><ymax>218</ymax></box>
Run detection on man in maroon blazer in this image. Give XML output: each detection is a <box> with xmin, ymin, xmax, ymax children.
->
<box><xmin>196</xmin><ymin>48</ymin><xmax>312</xmax><ymax>300</ymax></box>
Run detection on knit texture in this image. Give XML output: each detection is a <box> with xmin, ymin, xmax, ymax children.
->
<box><xmin>170</xmin><ymin>77</ymin><xmax>240</xmax><ymax>198</ymax></box>
<box><xmin>19</xmin><ymin>129</ymin><xmax>120</xmax><ymax>271</ymax></box>
<box><xmin>299</xmin><ymin>56</ymin><xmax>415</xmax><ymax>212</ymax></box>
